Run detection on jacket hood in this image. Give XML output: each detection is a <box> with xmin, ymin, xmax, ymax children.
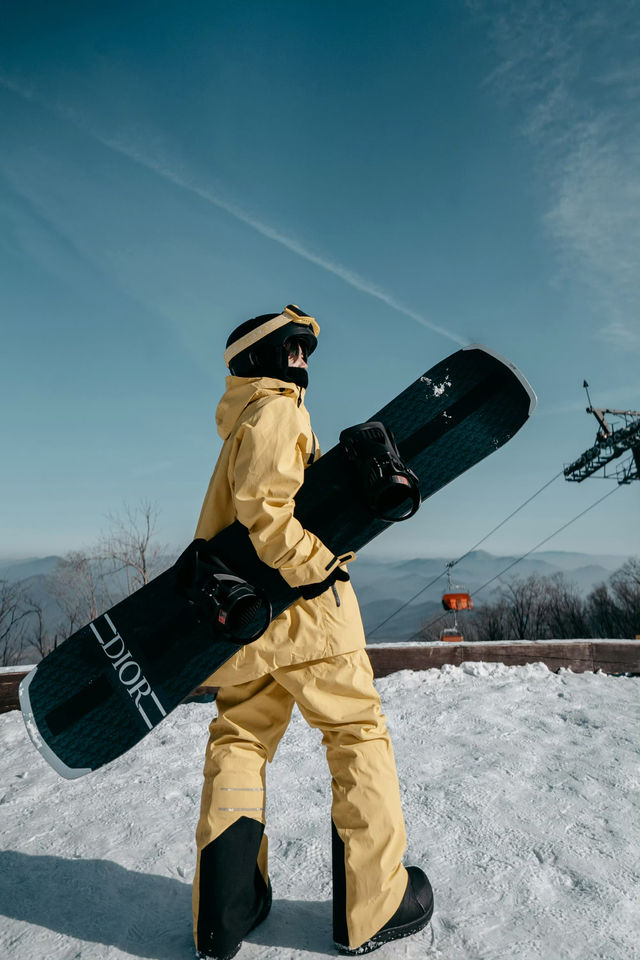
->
<box><xmin>216</xmin><ymin>376</ymin><xmax>305</xmax><ymax>440</ymax></box>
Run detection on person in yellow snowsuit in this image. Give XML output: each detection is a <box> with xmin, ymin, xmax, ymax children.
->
<box><xmin>192</xmin><ymin>305</ymin><xmax>433</xmax><ymax>959</ymax></box>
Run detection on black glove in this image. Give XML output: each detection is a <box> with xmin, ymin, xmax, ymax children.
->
<box><xmin>299</xmin><ymin>567</ymin><xmax>350</xmax><ymax>600</ymax></box>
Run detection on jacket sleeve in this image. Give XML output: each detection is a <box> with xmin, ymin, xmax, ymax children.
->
<box><xmin>230</xmin><ymin>398</ymin><xmax>353</xmax><ymax>589</ymax></box>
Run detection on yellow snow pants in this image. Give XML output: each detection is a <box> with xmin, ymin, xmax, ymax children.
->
<box><xmin>193</xmin><ymin>648</ymin><xmax>408</xmax><ymax>951</ymax></box>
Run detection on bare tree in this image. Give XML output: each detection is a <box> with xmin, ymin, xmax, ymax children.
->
<box><xmin>99</xmin><ymin>500</ymin><xmax>167</xmax><ymax>594</ymax></box>
<box><xmin>586</xmin><ymin>582</ymin><xmax>620</xmax><ymax>638</ymax></box>
<box><xmin>0</xmin><ymin>580</ymin><xmax>30</xmax><ymax>666</ymax></box>
<box><xmin>25</xmin><ymin>598</ymin><xmax>63</xmax><ymax>661</ymax></box>
<box><xmin>48</xmin><ymin>548</ymin><xmax>115</xmax><ymax>634</ymax></box>
<box><xmin>464</xmin><ymin>596</ymin><xmax>510</xmax><ymax>643</ymax></box>
<box><xmin>540</xmin><ymin>573</ymin><xmax>591</xmax><ymax>640</ymax></box>
<box><xmin>588</xmin><ymin>558</ymin><xmax>640</xmax><ymax>638</ymax></box>
<box><xmin>500</xmin><ymin>574</ymin><xmax>549</xmax><ymax>641</ymax></box>
<box><xmin>609</xmin><ymin>558</ymin><xmax>640</xmax><ymax>638</ymax></box>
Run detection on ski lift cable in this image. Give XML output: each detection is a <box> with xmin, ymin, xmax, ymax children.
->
<box><xmin>469</xmin><ymin>483</ymin><xmax>622</xmax><ymax>601</ymax></box>
<box><xmin>451</xmin><ymin>469</ymin><xmax>564</xmax><ymax>568</ymax></box>
<box><xmin>367</xmin><ymin>569</ymin><xmax>448</xmax><ymax>638</ymax></box>
<box><xmin>413</xmin><ymin>483</ymin><xmax>622</xmax><ymax>639</ymax></box>
<box><xmin>366</xmin><ymin>468</ymin><xmax>563</xmax><ymax>638</ymax></box>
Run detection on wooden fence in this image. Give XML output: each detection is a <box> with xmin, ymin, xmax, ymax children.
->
<box><xmin>2</xmin><ymin>641</ymin><xmax>638</xmax><ymax>715</ymax></box>
<box><xmin>366</xmin><ymin>640</ymin><xmax>640</xmax><ymax>678</ymax></box>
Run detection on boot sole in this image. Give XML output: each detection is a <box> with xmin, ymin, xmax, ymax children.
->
<box><xmin>334</xmin><ymin>898</ymin><xmax>434</xmax><ymax>956</ymax></box>
<box><xmin>196</xmin><ymin>947</ymin><xmax>240</xmax><ymax>960</ymax></box>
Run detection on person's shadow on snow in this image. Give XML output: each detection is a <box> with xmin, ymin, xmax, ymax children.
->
<box><xmin>0</xmin><ymin>850</ymin><xmax>334</xmax><ymax>957</ymax></box>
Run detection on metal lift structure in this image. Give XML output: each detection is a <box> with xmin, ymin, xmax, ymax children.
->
<box><xmin>564</xmin><ymin>382</ymin><xmax>640</xmax><ymax>485</ymax></box>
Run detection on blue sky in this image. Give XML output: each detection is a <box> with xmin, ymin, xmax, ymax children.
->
<box><xmin>1</xmin><ymin>0</ymin><xmax>638</xmax><ymax>561</ymax></box>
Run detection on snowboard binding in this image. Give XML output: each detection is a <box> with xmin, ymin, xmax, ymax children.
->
<box><xmin>175</xmin><ymin>540</ymin><xmax>271</xmax><ymax>644</ymax></box>
<box><xmin>339</xmin><ymin>421</ymin><xmax>421</xmax><ymax>522</ymax></box>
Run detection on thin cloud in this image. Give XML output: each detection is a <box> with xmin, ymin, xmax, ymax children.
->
<box><xmin>0</xmin><ymin>74</ymin><xmax>466</xmax><ymax>348</ymax></box>
<box><xmin>102</xmin><ymin>135</ymin><xmax>466</xmax><ymax>347</ymax></box>
<box><xmin>474</xmin><ymin>0</ymin><xmax>640</xmax><ymax>350</ymax></box>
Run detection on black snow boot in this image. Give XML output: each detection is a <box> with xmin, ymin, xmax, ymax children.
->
<box><xmin>196</xmin><ymin>877</ymin><xmax>272</xmax><ymax>960</ymax></box>
<box><xmin>195</xmin><ymin>817</ymin><xmax>273</xmax><ymax>960</ymax></box>
<box><xmin>334</xmin><ymin>866</ymin><xmax>434</xmax><ymax>956</ymax></box>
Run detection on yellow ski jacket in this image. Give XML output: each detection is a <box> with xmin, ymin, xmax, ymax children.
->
<box><xmin>195</xmin><ymin>376</ymin><xmax>366</xmax><ymax>685</ymax></box>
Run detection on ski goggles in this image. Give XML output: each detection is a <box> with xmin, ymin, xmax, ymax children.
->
<box><xmin>224</xmin><ymin>305</ymin><xmax>320</xmax><ymax>368</ymax></box>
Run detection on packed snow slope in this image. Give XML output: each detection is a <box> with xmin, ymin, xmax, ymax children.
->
<box><xmin>1</xmin><ymin>662</ymin><xmax>638</xmax><ymax>960</ymax></box>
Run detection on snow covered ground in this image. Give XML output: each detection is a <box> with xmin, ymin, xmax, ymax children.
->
<box><xmin>1</xmin><ymin>661</ymin><xmax>638</xmax><ymax>960</ymax></box>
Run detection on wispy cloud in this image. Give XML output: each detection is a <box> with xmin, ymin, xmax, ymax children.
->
<box><xmin>474</xmin><ymin>0</ymin><xmax>640</xmax><ymax>350</ymax></box>
<box><xmin>0</xmin><ymin>74</ymin><xmax>466</xmax><ymax>348</ymax></box>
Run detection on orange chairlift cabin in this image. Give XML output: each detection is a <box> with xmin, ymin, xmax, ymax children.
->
<box><xmin>442</xmin><ymin>590</ymin><xmax>474</xmax><ymax>611</ymax></box>
<box><xmin>439</xmin><ymin>562</ymin><xmax>472</xmax><ymax>642</ymax></box>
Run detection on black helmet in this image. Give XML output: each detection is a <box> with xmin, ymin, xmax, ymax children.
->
<box><xmin>224</xmin><ymin>304</ymin><xmax>319</xmax><ymax>389</ymax></box>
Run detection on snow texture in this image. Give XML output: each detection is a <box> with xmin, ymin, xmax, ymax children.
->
<box><xmin>1</xmin><ymin>661</ymin><xmax>638</xmax><ymax>960</ymax></box>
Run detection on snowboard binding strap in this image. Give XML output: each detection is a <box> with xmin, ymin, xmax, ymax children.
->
<box><xmin>340</xmin><ymin>421</ymin><xmax>421</xmax><ymax>522</ymax></box>
<box><xmin>176</xmin><ymin>541</ymin><xmax>271</xmax><ymax>644</ymax></box>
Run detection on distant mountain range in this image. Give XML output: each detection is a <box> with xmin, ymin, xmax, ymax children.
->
<box><xmin>1</xmin><ymin>549</ymin><xmax>631</xmax><ymax>652</ymax></box>
<box><xmin>0</xmin><ymin>556</ymin><xmax>62</xmax><ymax>582</ymax></box>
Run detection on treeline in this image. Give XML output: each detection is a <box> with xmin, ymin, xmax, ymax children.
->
<box><xmin>419</xmin><ymin>558</ymin><xmax>639</xmax><ymax>642</ymax></box>
<box><xmin>0</xmin><ymin>503</ymin><xmax>171</xmax><ymax>666</ymax></box>
<box><xmin>2</xmin><ymin>518</ymin><xmax>638</xmax><ymax>665</ymax></box>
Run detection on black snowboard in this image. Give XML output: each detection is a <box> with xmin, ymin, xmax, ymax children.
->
<box><xmin>20</xmin><ymin>344</ymin><xmax>535</xmax><ymax>778</ymax></box>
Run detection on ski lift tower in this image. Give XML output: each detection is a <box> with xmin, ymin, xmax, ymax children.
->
<box><xmin>564</xmin><ymin>382</ymin><xmax>640</xmax><ymax>485</ymax></box>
